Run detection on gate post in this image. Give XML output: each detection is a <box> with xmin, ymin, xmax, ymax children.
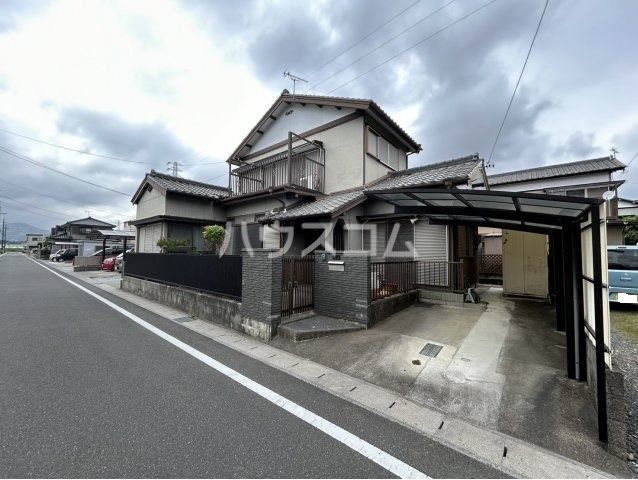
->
<box><xmin>240</xmin><ymin>249</ymin><xmax>282</xmax><ymax>340</ymax></box>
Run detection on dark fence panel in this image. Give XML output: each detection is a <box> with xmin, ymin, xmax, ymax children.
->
<box><xmin>124</xmin><ymin>253</ymin><xmax>242</xmax><ymax>300</ymax></box>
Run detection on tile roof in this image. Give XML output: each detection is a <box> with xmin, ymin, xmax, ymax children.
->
<box><xmin>133</xmin><ymin>170</ymin><xmax>230</xmax><ymax>203</ymax></box>
<box><xmin>372</xmin><ymin>154</ymin><xmax>481</xmax><ymax>190</ymax></box>
<box><xmin>229</xmin><ymin>90</ymin><xmax>421</xmax><ymax>162</ymax></box>
<box><xmin>62</xmin><ymin>217</ymin><xmax>116</xmax><ymax>228</ymax></box>
<box><xmin>265</xmin><ymin>154</ymin><xmax>482</xmax><ymax>222</ymax></box>
<box><xmin>488</xmin><ymin>156</ymin><xmax>625</xmax><ymax>186</ymax></box>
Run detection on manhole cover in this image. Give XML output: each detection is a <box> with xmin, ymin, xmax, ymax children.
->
<box><xmin>420</xmin><ymin>343</ymin><xmax>443</xmax><ymax>358</ymax></box>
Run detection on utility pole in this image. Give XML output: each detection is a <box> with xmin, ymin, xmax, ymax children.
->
<box><xmin>166</xmin><ymin>161</ymin><xmax>183</xmax><ymax>177</ymax></box>
<box><xmin>0</xmin><ymin>212</ymin><xmax>5</xmax><ymax>254</ymax></box>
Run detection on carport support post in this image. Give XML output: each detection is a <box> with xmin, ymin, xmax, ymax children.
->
<box><xmin>571</xmin><ymin>224</ymin><xmax>587</xmax><ymax>380</ymax></box>
<box><xmin>101</xmin><ymin>238</ymin><xmax>106</xmax><ymax>264</ymax></box>
<box><xmin>591</xmin><ymin>206</ymin><xmax>608</xmax><ymax>443</ymax></box>
<box><xmin>552</xmin><ymin>232</ymin><xmax>566</xmax><ymax>332</ymax></box>
<box><xmin>562</xmin><ymin>225</ymin><xmax>577</xmax><ymax>379</ymax></box>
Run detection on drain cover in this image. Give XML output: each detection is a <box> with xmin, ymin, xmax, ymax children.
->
<box><xmin>420</xmin><ymin>343</ymin><xmax>443</xmax><ymax>358</ymax></box>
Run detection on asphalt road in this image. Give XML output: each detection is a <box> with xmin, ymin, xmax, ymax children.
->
<box><xmin>0</xmin><ymin>253</ymin><xmax>504</xmax><ymax>478</ymax></box>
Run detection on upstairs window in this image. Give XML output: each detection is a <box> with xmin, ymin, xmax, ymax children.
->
<box><xmin>366</xmin><ymin>126</ymin><xmax>403</xmax><ymax>170</ymax></box>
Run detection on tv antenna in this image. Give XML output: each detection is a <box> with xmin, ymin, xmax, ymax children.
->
<box><xmin>167</xmin><ymin>161</ymin><xmax>183</xmax><ymax>177</ymax></box>
<box><xmin>610</xmin><ymin>147</ymin><xmax>618</xmax><ymax>159</ymax></box>
<box><xmin>283</xmin><ymin>71</ymin><xmax>308</xmax><ymax>98</ymax></box>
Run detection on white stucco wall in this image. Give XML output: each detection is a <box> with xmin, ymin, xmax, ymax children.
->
<box><xmin>136</xmin><ymin>187</ymin><xmax>166</xmax><ymax>219</ymax></box>
<box><xmin>250</xmin><ymin>104</ymin><xmax>355</xmax><ymax>153</ymax></box>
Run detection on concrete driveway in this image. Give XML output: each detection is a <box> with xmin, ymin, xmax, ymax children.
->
<box><xmin>272</xmin><ymin>287</ymin><xmax>627</xmax><ymax>474</ymax></box>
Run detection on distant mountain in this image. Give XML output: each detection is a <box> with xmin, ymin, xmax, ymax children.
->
<box><xmin>5</xmin><ymin>223</ymin><xmax>48</xmax><ymax>243</ymax></box>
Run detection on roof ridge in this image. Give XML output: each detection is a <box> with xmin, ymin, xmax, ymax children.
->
<box><xmin>489</xmin><ymin>156</ymin><xmax>624</xmax><ymax>179</ymax></box>
<box><xmin>392</xmin><ymin>153</ymin><xmax>481</xmax><ymax>177</ymax></box>
<box><xmin>149</xmin><ymin>170</ymin><xmax>229</xmax><ymax>191</ymax></box>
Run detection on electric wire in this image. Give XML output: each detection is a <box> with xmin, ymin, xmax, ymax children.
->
<box><xmin>487</xmin><ymin>0</ymin><xmax>549</xmax><ymax>166</ymax></box>
<box><xmin>305</xmin><ymin>0</ymin><xmax>456</xmax><ymax>93</ymax></box>
<box><xmin>0</xmin><ymin>144</ymin><xmax>131</xmax><ymax>196</ymax></box>
<box><xmin>325</xmin><ymin>0</ymin><xmax>498</xmax><ymax>95</ymax></box>
<box><xmin>304</xmin><ymin>0</ymin><xmax>424</xmax><ymax>78</ymax></box>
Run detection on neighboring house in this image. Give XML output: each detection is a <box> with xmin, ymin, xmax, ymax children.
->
<box><xmin>479</xmin><ymin>156</ymin><xmax>626</xmax><ymax>298</ymax></box>
<box><xmin>25</xmin><ymin>233</ymin><xmax>45</xmax><ymax>253</ymax></box>
<box><xmin>618</xmin><ymin>197</ymin><xmax>638</xmax><ymax>217</ymax></box>
<box><xmin>130</xmin><ymin>171</ymin><xmax>229</xmax><ymax>253</ymax></box>
<box><xmin>48</xmin><ymin>217</ymin><xmax>117</xmax><ymax>256</ymax></box>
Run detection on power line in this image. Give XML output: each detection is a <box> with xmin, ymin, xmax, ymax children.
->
<box><xmin>0</xmin><ymin>177</ymin><xmax>130</xmax><ymax>218</ymax></box>
<box><xmin>0</xmin><ymin>195</ymin><xmax>70</xmax><ymax>221</ymax></box>
<box><xmin>487</xmin><ymin>0</ymin><xmax>549</xmax><ymax>166</ymax></box>
<box><xmin>0</xmin><ymin>126</ymin><xmax>154</xmax><ymax>164</ymax></box>
<box><xmin>305</xmin><ymin>0</ymin><xmax>456</xmax><ymax>94</ymax></box>
<box><xmin>0</xmin><ymin>144</ymin><xmax>131</xmax><ymax>197</ymax></box>
<box><xmin>0</xmin><ymin>125</ymin><xmax>223</xmax><ymax>167</ymax></box>
<box><xmin>304</xmin><ymin>0</ymin><xmax>424</xmax><ymax>78</ymax></box>
<box><xmin>326</xmin><ymin>0</ymin><xmax>498</xmax><ymax>95</ymax></box>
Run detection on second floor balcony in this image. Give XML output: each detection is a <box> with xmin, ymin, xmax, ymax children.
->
<box><xmin>230</xmin><ymin>143</ymin><xmax>325</xmax><ymax>197</ymax></box>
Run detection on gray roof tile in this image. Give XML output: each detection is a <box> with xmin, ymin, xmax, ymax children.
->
<box><xmin>265</xmin><ymin>154</ymin><xmax>482</xmax><ymax>221</ymax></box>
<box><xmin>488</xmin><ymin>156</ymin><xmax>625</xmax><ymax>186</ymax></box>
<box><xmin>145</xmin><ymin>171</ymin><xmax>230</xmax><ymax>200</ymax></box>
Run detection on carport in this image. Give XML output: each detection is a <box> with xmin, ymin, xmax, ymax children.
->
<box><xmin>365</xmin><ymin>187</ymin><xmax>612</xmax><ymax>443</ymax></box>
<box><xmin>87</xmin><ymin>229</ymin><xmax>136</xmax><ymax>263</ymax></box>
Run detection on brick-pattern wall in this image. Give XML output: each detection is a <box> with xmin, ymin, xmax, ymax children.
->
<box><xmin>314</xmin><ymin>253</ymin><xmax>370</xmax><ymax>323</ymax></box>
<box><xmin>240</xmin><ymin>249</ymin><xmax>282</xmax><ymax>328</ymax></box>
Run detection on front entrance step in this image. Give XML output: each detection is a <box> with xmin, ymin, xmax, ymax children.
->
<box><xmin>278</xmin><ymin>315</ymin><xmax>366</xmax><ymax>342</ymax></box>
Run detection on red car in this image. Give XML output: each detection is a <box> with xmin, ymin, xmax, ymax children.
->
<box><xmin>101</xmin><ymin>256</ymin><xmax>117</xmax><ymax>271</ymax></box>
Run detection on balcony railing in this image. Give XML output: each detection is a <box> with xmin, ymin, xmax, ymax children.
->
<box><xmin>230</xmin><ymin>151</ymin><xmax>324</xmax><ymax>196</ymax></box>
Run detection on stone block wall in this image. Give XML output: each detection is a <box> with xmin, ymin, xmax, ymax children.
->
<box><xmin>239</xmin><ymin>249</ymin><xmax>282</xmax><ymax>339</ymax></box>
<box><xmin>586</xmin><ymin>337</ymin><xmax>629</xmax><ymax>459</ymax></box>
<box><xmin>314</xmin><ymin>253</ymin><xmax>370</xmax><ymax>323</ymax></box>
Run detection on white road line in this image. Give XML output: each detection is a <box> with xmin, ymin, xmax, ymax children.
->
<box><xmin>28</xmin><ymin>257</ymin><xmax>429</xmax><ymax>479</ymax></box>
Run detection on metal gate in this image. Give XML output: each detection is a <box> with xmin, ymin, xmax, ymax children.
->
<box><xmin>282</xmin><ymin>255</ymin><xmax>314</xmax><ymax>317</ymax></box>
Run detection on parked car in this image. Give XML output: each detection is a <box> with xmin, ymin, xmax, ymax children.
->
<box><xmin>90</xmin><ymin>246</ymin><xmax>124</xmax><ymax>258</ymax></box>
<box><xmin>101</xmin><ymin>256</ymin><xmax>117</xmax><ymax>271</ymax></box>
<box><xmin>608</xmin><ymin>245</ymin><xmax>638</xmax><ymax>303</ymax></box>
<box><xmin>51</xmin><ymin>249</ymin><xmax>78</xmax><ymax>262</ymax></box>
<box><xmin>115</xmin><ymin>248</ymin><xmax>134</xmax><ymax>272</ymax></box>
<box><xmin>49</xmin><ymin>249</ymin><xmax>65</xmax><ymax>260</ymax></box>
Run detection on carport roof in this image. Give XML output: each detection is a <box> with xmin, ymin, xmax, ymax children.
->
<box><xmin>365</xmin><ymin>187</ymin><xmax>602</xmax><ymax>232</ymax></box>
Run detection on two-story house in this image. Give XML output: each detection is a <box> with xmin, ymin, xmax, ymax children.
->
<box><xmin>131</xmin><ymin>90</ymin><xmax>489</xmax><ymax>285</ymax></box>
<box><xmin>220</xmin><ymin>90</ymin><xmax>487</xmax><ymax>267</ymax></box>
<box><xmin>48</xmin><ymin>216</ymin><xmax>117</xmax><ymax>256</ymax></box>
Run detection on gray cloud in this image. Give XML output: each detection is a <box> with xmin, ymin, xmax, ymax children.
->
<box><xmin>0</xmin><ymin>109</ymin><xmax>205</xmax><ymax>229</ymax></box>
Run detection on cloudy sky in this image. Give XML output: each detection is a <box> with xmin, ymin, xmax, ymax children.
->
<box><xmin>1</xmin><ymin>0</ymin><xmax>637</xmax><ymax>230</ymax></box>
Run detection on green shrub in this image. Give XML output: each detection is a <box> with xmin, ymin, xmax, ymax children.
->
<box><xmin>156</xmin><ymin>237</ymin><xmax>191</xmax><ymax>253</ymax></box>
<box><xmin>202</xmin><ymin>225</ymin><xmax>226</xmax><ymax>253</ymax></box>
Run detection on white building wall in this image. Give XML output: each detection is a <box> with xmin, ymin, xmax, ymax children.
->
<box><xmin>136</xmin><ymin>187</ymin><xmax>166</xmax><ymax>219</ymax></box>
<box><xmin>238</xmin><ymin>116</ymin><xmax>365</xmax><ymax>194</ymax></box>
<box><xmin>250</xmin><ymin>104</ymin><xmax>355</xmax><ymax>153</ymax></box>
